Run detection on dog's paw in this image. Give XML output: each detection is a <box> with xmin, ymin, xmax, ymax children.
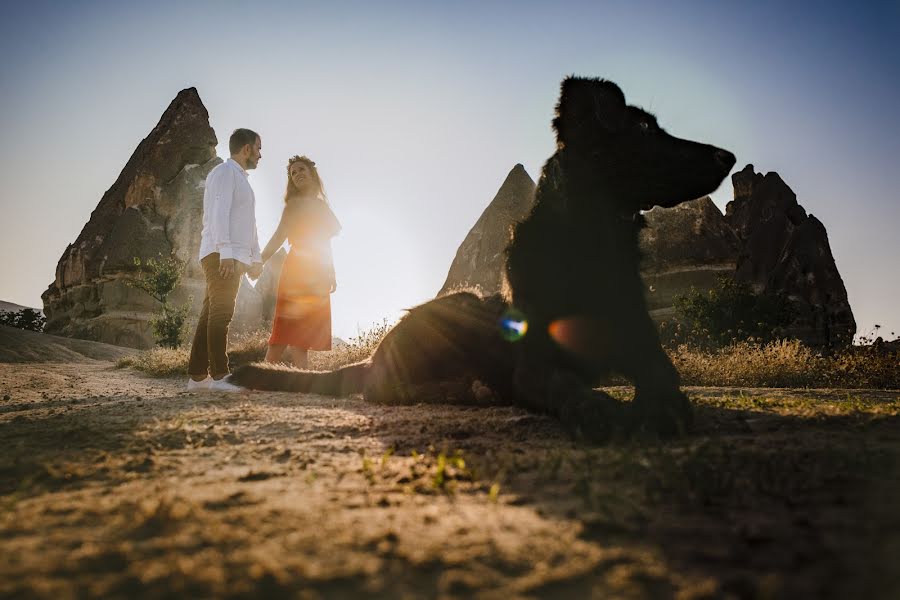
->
<box><xmin>566</xmin><ymin>394</ymin><xmax>627</xmax><ymax>443</ymax></box>
<box><xmin>471</xmin><ymin>379</ymin><xmax>497</xmax><ymax>404</ymax></box>
<box><xmin>627</xmin><ymin>389</ymin><xmax>693</xmax><ymax>437</ymax></box>
<box><xmin>551</xmin><ymin>372</ymin><xmax>624</xmax><ymax>443</ymax></box>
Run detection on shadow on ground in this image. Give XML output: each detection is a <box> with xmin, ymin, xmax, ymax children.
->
<box><xmin>2</xmin><ymin>365</ymin><xmax>899</xmax><ymax>599</ymax></box>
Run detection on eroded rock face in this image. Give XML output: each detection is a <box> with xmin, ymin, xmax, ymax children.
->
<box><xmin>640</xmin><ymin>197</ymin><xmax>741</xmax><ymax>320</ymax></box>
<box><xmin>725</xmin><ymin>165</ymin><xmax>855</xmax><ymax>346</ymax></box>
<box><xmin>438</xmin><ymin>164</ymin><xmax>536</xmax><ymax>296</ymax></box>
<box><xmin>42</xmin><ymin>88</ymin><xmax>220</xmax><ymax>348</ymax></box>
<box><xmin>640</xmin><ymin>165</ymin><xmax>855</xmax><ymax>346</ymax></box>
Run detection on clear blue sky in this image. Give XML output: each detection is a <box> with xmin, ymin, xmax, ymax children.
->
<box><xmin>1</xmin><ymin>0</ymin><xmax>898</xmax><ymax>340</ymax></box>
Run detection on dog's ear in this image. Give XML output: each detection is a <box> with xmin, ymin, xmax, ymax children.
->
<box><xmin>553</xmin><ymin>77</ymin><xmax>627</xmax><ymax>146</ymax></box>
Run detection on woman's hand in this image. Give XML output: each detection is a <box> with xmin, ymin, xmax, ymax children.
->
<box><xmin>247</xmin><ymin>263</ymin><xmax>263</xmax><ymax>281</ymax></box>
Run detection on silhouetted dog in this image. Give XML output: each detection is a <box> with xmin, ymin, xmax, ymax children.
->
<box><xmin>231</xmin><ymin>77</ymin><xmax>735</xmax><ymax>438</ymax></box>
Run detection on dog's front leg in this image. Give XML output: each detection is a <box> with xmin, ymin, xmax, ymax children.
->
<box><xmin>513</xmin><ymin>351</ymin><xmax>621</xmax><ymax>442</ymax></box>
<box><xmin>623</xmin><ymin>324</ymin><xmax>694</xmax><ymax>436</ymax></box>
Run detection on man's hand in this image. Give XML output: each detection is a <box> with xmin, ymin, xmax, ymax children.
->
<box><xmin>247</xmin><ymin>263</ymin><xmax>263</xmax><ymax>281</ymax></box>
<box><xmin>219</xmin><ymin>258</ymin><xmax>236</xmax><ymax>278</ymax></box>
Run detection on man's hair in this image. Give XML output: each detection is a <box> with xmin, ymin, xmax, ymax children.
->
<box><xmin>229</xmin><ymin>128</ymin><xmax>260</xmax><ymax>155</ymax></box>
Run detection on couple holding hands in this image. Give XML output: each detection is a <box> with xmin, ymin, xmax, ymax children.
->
<box><xmin>186</xmin><ymin>128</ymin><xmax>340</xmax><ymax>392</ymax></box>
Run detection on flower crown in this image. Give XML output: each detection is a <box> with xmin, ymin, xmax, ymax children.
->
<box><xmin>287</xmin><ymin>155</ymin><xmax>316</xmax><ymax>175</ymax></box>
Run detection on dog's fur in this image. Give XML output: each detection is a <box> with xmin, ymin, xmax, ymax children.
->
<box><xmin>231</xmin><ymin>77</ymin><xmax>735</xmax><ymax>438</ymax></box>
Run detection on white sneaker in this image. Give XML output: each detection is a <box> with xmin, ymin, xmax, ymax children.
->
<box><xmin>208</xmin><ymin>376</ymin><xmax>244</xmax><ymax>393</ymax></box>
<box><xmin>186</xmin><ymin>377</ymin><xmax>212</xmax><ymax>391</ymax></box>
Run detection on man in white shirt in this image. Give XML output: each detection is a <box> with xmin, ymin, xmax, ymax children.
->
<box><xmin>187</xmin><ymin>128</ymin><xmax>264</xmax><ymax>391</ymax></box>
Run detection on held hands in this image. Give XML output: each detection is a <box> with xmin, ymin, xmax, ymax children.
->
<box><xmin>247</xmin><ymin>263</ymin><xmax>263</xmax><ymax>281</ymax></box>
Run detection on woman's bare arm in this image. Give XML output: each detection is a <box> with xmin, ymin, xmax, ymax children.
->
<box><xmin>261</xmin><ymin>210</ymin><xmax>289</xmax><ymax>263</ymax></box>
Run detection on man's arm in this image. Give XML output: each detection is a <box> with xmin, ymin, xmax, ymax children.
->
<box><xmin>210</xmin><ymin>168</ymin><xmax>236</xmax><ymax>259</ymax></box>
<box><xmin>209</xmin><ymin>168</ymin><xmax>238</xmax><ymax>277</ymax></box>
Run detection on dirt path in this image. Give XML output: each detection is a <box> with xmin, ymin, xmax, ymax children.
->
<box><xmin>2</xmin><ymin>361</ymin><xmax>899</xmax><ymax>599</ymax></box>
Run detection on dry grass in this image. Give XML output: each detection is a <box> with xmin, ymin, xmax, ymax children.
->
<box><xmin>115</xmin><ymin>347</ymin><xmax>190</xmax><ymax>377</ymax></box>
<box><xmin>117</xmin><ymin>321</ymin><xmax>393</xmax><ymax>377</ymax></box>
<box><xmin>671</xmin><ymin>339</ymin><xmax>900</xmax><ymax>389</ymax></box>
<box><xmin>118</xmin><ymin>321</ymin><xmax>899</xmax><ymax>390</ymax></box>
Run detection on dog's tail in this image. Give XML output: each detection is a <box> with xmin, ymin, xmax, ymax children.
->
<box><xmin>230</xmin><ymin>361</ymin><xmax>369</xmax><ymax>396</ymax></box>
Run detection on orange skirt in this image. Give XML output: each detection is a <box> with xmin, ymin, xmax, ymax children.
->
<box><xmin>268</xmin><ymin>253</ymin><xmax>332</xmax><ymax>350</ymax></box>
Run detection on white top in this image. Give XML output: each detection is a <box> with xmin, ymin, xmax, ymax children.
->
<box><xmin>198</xmin><ymin>158</ymin><xmax>262</xmax><ymax>266</ymax></box>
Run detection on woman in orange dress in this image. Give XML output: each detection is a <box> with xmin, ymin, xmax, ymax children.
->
<box><xmin>261</xmin><ymin>155</ymin><xmax>341</xmax><ymax>367</ymax></box>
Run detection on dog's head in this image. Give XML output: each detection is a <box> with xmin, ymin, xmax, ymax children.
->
<box><xmin>553</xmin><ymin>77</ymin><xmax>736</xmax><ymax>211</ymax></box>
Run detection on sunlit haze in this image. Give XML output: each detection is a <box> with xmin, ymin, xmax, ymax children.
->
<box><xmin>1</xmin><ymin>1</ymin><xmax>898</xmax><ymax>340</ymax></box>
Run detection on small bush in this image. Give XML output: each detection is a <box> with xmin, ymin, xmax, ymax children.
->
<box><xmin>0</xmin><ymin>308</ymin><xmax>46</xmax><ymax>332</ymax></box>
<box><xmin>127</xmin><ymin>254</ymin><xmax>191</xmax><ymax>348</ymax></box>
<box><xmin>666</xmin><ymin>277</ymin><xmax>793</xmax><ymax>349</ymax></box>
<box><xmin>149</xmin><ymin>304</ymin><xmax>191</xmax><ymax>349</ymax></box>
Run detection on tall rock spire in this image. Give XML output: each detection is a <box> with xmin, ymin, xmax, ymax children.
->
<box><xmin>42</xmin><ymin>88</ymin><xmax>221</xmax><ymax>348</ymax></box>
<box><xmin>725</xmin><ymin>165</ymin><xmax>856</xmax><ymax>346</ymax></box>
<box><xmin>438</xmin><ymin>164</ymin><xmax>536</xmax><ymax>296</ymax></box>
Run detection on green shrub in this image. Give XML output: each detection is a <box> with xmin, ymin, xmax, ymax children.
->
<box><xmin>667</xmin><ymin>276</ymin><xmax>793</xmax><ymax>349</ymax></box>
<box><xmin>149</xmin><ymin>304</ymin><xmax>192</xmax><ymax>349</ymax></box>
<box><xmin>127</xmin><ymin>254</ymin><xmax>191</xmax><ymax>348</ymax></box>
<box><xmin>0</xmin><ymin>308</ymin><xmax>46</xmax><ymax>332</ymax></box>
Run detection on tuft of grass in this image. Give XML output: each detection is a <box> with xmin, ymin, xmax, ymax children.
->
<box><xmin>360</xmin><ymin>451</ymin><xmax>376</xmax><ymax>484</ymax></box>
<box><xmin>116</xmin><ymin>347</ymin><xmax>190</xmax><ymax>376</ymax></box>
<box><xmin>488</xmin><ymin>482</ymin><xmax>501</xmax><ymax>503</ymax></box>
<box><xmin>431</xmin><ymin>451</ymin><xmax>467</xmax><ymax>491</ymax></box>
<box><xmin>310</xmin><ymin>320</ymin><xmax>392</xmax><ymax>371</ymax></box>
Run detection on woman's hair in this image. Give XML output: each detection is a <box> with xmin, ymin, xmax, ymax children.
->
<box><xmin>284</xmin><ymin>155</ymin><xmax>328</xmax><ymax>205</ymax></box>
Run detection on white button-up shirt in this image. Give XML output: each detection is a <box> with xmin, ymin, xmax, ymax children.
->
<box><xmin>198</xmin><ymin>158</ymin><xmax>262</xmax><ymax>266</ymax></box>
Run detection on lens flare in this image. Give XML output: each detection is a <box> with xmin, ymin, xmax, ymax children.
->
<box><xmin>499</xmin><ymin>308</ymin><xmax>528</xmax><ymax>342</ymax></box>
<box><xmin>548</xmin><ymin>316</ymin><xmax>612</xmax><ymax>360</ymax></box>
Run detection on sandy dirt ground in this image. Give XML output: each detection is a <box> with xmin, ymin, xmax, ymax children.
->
<box><xmin>1</xmin><ymin>337</ymin><xmax>899</xmax><ymax>598</ymax></box>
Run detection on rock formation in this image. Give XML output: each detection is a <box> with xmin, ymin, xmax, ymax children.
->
<box><xmin>725</xmin><ymin>165</ymin><xmax>855</xmax><ymax>346</ymax></box>
<box><xmin>639</xmin><ymin>164</ymin><xmax>855</xmax><ymax>346</ymax></box>
<box><xmin>438</xmin><ymin>164</ymin><xmax>535</xmax><ymax>296</ymax></box>
<box><xmin>42</xmin><ymin>88</ymin><xmax>220</xmax><ymax>348</ymax></box>
<box><xmin>443</xmin><ymin>163</ymin><xmax>855</xmax><ymax>347</ymax></box>
<box><xmin>639</xmin><ymin>196</ymin><xmax>741</xmax><ymax>320</ymax></box>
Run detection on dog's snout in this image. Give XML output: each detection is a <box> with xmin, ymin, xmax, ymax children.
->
<box><xmin>715</xmin><ymin>149</ymin><xmax>736</xmax><ymax>170</ymax></box>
